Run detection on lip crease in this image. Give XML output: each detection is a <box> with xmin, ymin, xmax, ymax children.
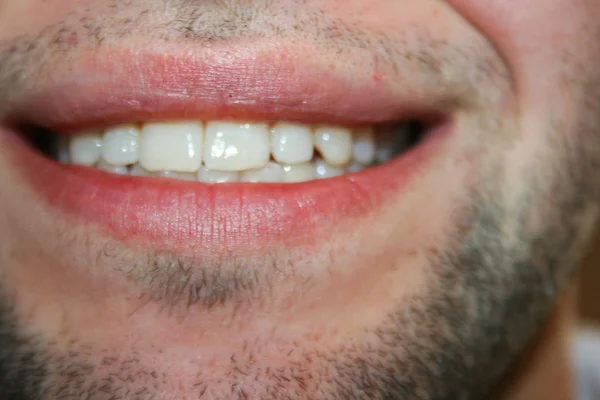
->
<box><xmin>0</xmin><ymin>45</ymin><xmax>452</xmax><ymax>254</ymax></box>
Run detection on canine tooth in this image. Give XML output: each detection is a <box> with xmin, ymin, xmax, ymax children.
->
<box><xmin>313</xmin><ymin>159</ymin><xmax>345</xmax><ymax>179</ymax></box>
<box><xmin>352</xmin><ymin>128</ymin><xmax>376</xmax><ymax>165</ymax></box>
<box><xmin>102</xmin><ymin>124</ymin><xmax>140</xmax><ymax>166</ymax></box>
<box><xmin>97</xmin><ymin>160</ymin><xmax>128</xmax><ymax>175</ymax></box>
<box><xmin>197</xmin><ymin>167</ymin><xmax>240</xmax><ymax>183</ymax></box>
<box><xmin>314</xmin><ymin>125</ymin><xmax>352</xmax><ymax>166</ymax></box>
<box><xmin>282</xmin><ymin>163</ymin><xmax>313</xmax><ymax>183</ymax></box>
<box><xmin>139</xmin><ymin>122</ymin><xmax>203</xmax><ymax>172</ymax></box>
<box><xmin>241</xmin><ymin>162</ymin><xmax>284</xmax><ymax>183</ymax></box>
<box><xmin>271</xmin><ymin>123</ymin><xmax>314</xmax><ymax>164</ymax></box>
<box><xmin>204</xmin><ymin>122</ymin><xmax>270</xmax><ymax>171</ymax></box>
<box><xmin>154</xmin><ymin>171</ymin><xmax>197</xmax><ymax>181</ymax></box>
<box><xmin>69</xmin><ymin>133</ymin><xmax>102</xmax><ymax>166</ymax></box>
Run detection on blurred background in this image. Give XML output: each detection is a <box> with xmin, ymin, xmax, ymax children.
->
<box><xmin>579</xmin><ymin>235</ymin><xmax>600</xmax><ymax>324</ymax></box>
<box><xmin>573</xmin><ymin>235</ymin><xmax>600</xmax><ymax>400</ymax></box>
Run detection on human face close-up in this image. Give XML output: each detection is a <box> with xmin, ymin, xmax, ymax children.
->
<box><xmin>0</xmin><ymin>1</ymin><xmax>599</xmax><ymax>399</ymax></box>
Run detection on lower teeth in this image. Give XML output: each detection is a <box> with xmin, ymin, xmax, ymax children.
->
<box><xmin>124</xmin><ymin>159</ymin><xmax>352</xmax><ymax>183</ymax></box>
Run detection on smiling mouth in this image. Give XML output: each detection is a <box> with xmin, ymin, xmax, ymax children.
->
<box><xmin>0</xmin><ymin>46</ymin><xmax>453</xmax><ymax>254</ymax></box>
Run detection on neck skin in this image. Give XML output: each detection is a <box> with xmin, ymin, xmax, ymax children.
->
<box><xmin>492</xmin><ymin>284</ymin><xmax>577</xmax><ymax>400</ymax></box>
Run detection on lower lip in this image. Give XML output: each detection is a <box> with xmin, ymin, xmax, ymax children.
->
<box><xmin>1</xmin><ymin>126</ymin><xmax>448</xmax><ymax>253</ymax></box>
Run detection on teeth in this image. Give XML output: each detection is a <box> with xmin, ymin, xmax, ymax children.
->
<box><xmin>204</xmin><ymin>122</ymin><xmax>270</xmax><ymax>171</ymax></box>
<box><xmin>375</xmin><ymin>147</ymin><xmax>394</xmax><ymax>164</ymax></box>
<box><xmin>347</xmin><ymin>162</ymin><xmax>365</xmax><ymax>173</ymax></box>
<box><xmin>139</xmin><ymin>122</ymin><xmax>203</xmax><ymax>172</ymax></box>
<box><xmin>57</xmin><ymin>137</ymin><xmax>71</xmax><ymax>163</ymax></box>
<box><xmin>241</xmin><ymin>162</ymin><xmax>284</xmax><ymax>183</ymax></box>
<box><xmin>197</xmin><ymin>167</ymin><xmax>239</xmax><ymax>183</ymax></box>
<box><xmin>282</xmin><ymin>163</ymin><xmax>313</xmax><ymax>183</ymax></box>
<box><xmin>314</xmin><ymin>125</ymin><xmax>353</xmax><ymax>166</ymax></box>
<box><xmin>97</xmin><ymin>160</ymin><xmax>128</xmax><ymax>175</ymax></box>
<box><xmin>69</xmin><ymin>132</ymin><xmax>103</xmax><ymax>166</ymax></box>
<box><xmin>375</xmin><ymin>124</ymin><xmax>410</xmax><ymax>164</ymax></box>
<box><xmin>352</xmin><ymin>127</ymin><xmax>376</xmax><ymax>165</ymax></box>
<box><xmin>270</xmin><ymin>123</ymin><xmax>314</xmax><ymax>164</ymax></box>
<box><xmin>65</xmin><ymin>120</ymin><xmax>415</xmax><ymax>183</ymax></box>
<box><xmin>154</xmin><ymin>171</ymin><xmax>197</xmax><ymax>181</ymax></box>
<box><xmin>375</xmin><ymin>128</ymin><xmax>394</xmax><ymax>164</ymax></box>
<box><xmin>313</xmin><ymin>159</ymin><xmax>345</xmax><ymax>179</ymax></box>
<box><xmin>102</xmin><ymin>124</ymin><xmax>140</xmax><ymax>166</ymax></box>
<box><xmin>129</xmin><ymin>164</ymin><xmax>151</xmax><ymax>176</ymax></box>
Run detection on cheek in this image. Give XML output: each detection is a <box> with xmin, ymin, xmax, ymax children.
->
<box><xmin>446</xmin><ymin>0</ymin><xmax>598</xmax><ymax>54</ymax></box>
<box><xmin>0</xmin><ymin>0</ymin><xmax>108</xmax><ymax>38</ymax></box>
<box><xmin>0</xmin><ymin>0</ymin><xmax>71</xmax><ymax>37</ymax></box>
<box><xmin>446</xmin><ymin>0</ymin><xmax>600</xmax><ymax>153</ymax></box>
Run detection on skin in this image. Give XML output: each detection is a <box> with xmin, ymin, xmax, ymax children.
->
<box><xmin>0</xmin><ymin>0</ymin><xmax>599</xmax><ymax>399</ymax></box>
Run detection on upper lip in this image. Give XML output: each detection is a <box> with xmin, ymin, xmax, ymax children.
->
<box><xmin>3</xmin><ymin>41</ymin><xmax>453</xmax><ymax>133</ymax></box>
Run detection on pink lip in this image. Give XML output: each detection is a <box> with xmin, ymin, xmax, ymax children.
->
<box><xmin>6</xmin><ymin>45</ymin><xmax>448</xmax><ymax>132</ymax></box>
<box><xmin>3</xmin><ymin>128</ymin><xmax>446</xmax><ymax>254</ymax></box>
<box><xmin>1</xmin><ymin>44</ymin><xmax>452</xmax><ymax>254</ymax></box>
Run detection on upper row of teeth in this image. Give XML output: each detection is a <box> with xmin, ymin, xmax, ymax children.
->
<box><xmin>63</xmin><ymin>121</ymin><xmax>405</xmax><ymax>183</ymax></box>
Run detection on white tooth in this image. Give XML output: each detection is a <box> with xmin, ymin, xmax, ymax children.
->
<box><xmin>241</xmin><ymin>162</ymin><xmax>284</xmax><ymax>183</ymax></box>
<box><xmin>102</xmin><ymin>124</ymin><xmax>140</xmax><ymax>166</ymax></box>
<box><xmin>204</xmin><ymin>122</ymin><xmax>270</xmax><ymax>171</ymax></box>
<box><xmin>375</xmin><ymin>124</ymin><xmax>409</xmax><ymax>164</ymax></box>
<box><xmin>57</xmin><ymin>137</ymin><xmax>70</xmax><ymax>163</ymax></box>
<box><xmin>347</xmin><ymin>162</ymin><xmax>365</xmax><ymax>173</ymax></box>
<box><xmin>97</xmin><ymin>160</ymin><xmax>128</xmax><ymax>175</ymax></box>
<box><xmin>352</xmin><ymin>127</ymin><xmax>376</xmax><ymax>165</ymax></box>
<box><xmin>139</xmin><ymin>122</ymin><xmax>203</xmax><ymax>172</ymax></box>
<box><xmin>154</xmin><ymin>171</ymin><xmax>197</xmax><ymax>181</ymax></box>
<box><xmin>282</xmin><ymin>163</ymin><xmax>313</xmax><ymax>183</ymax></box>
<box><xmin>314</xmin><ymin>125</ymin><xmax>352</xmax><ymax>166</ymax></box>
<box><xmin>270</xmin><ymin>123</ymin><xmax>314</xmax><ymax>164</ymax></box>
<box><xmin>313</xmin><ymin>159</ymin><xmax>345</xmax><ymax>179</ymax></box>
<box><xmin>129</xmin><ymin>164</ymin><xmax>151</xmax><ymax>177</ymax></box>
<box><xmin>375</xmin><ymin>127</ymin><xmax>394</xmax><ymax>164</ymax></box>
<box><xmin>375</xmin><ymin>147</ymin><xmax>394</xmax><ymax>164</ymax></box>
<box><xmin>69</xmin><ymin>133</ymin><xmax>103</xmax><ymax>166</ymax></box>
<box><xmin>197</xmin><ymin>167</ymin><xmax>240</xmax><ymax>183</ymax></box>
